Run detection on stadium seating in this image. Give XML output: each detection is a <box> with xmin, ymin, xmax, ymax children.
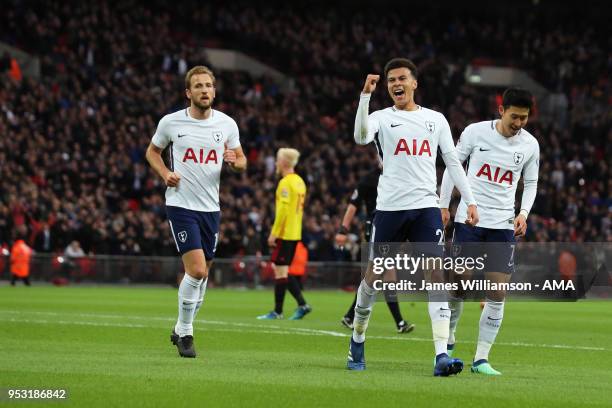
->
<box><xmin>0</xmin><ymin>1</ymin><xmax>609</xmax><ymax>262</ymax></box>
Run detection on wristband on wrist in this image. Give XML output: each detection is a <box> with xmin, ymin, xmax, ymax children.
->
<box><xmin>519</xmin><ymin>209</ymin><xmax>529</xmax><ymax>219</ymax></box>
<box><xmin>338</xmin><ymin>226</ymin><xmax>349</xmax><ymax>235</ymax></box>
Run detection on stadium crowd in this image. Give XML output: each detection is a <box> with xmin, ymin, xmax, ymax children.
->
<box><xmin>0</xmin><ymin>0</ymin><xmax>610</xmax><ymax>262</ymax></box>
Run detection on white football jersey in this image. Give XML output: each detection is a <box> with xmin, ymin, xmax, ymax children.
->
<box><xmin>366</xmin><ymin>105</ymin><xmax>458</xmax><ymax>210</ymax></box>
<box><xmin>453</xmin><ymin>120</ymin><xmax>539</xmax><ymax>229</ymax></box>
<box><xmin>151</xmin><ymin>108</ymin><xmax>241</xmax><ymax>212</ymax></box>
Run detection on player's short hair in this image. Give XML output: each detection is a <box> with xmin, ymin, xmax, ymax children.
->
<box><xmin>277</xmin><ymin>148</ymin><xmax>300</xmax><ymax>167</ymax></box>
<box><xmin>384</xmin><ymin>58</ymin><xmax>418</xmax><ymax>80</ymax></box>
<box><xmin>185</xmin><ymin>66</ymin><xmax>216</xmax><ymax>89</ymax></box>
<box><xmin>502</xmin><ymin>88</ymin><xmax>533</xmax><ymax>111</ymax></box>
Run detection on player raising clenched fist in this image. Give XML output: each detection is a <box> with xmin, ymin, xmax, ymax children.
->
<box><xmin>347</xmin><ymin>58</ymin><xmax>478</xmax><ymax>376</ymax></box>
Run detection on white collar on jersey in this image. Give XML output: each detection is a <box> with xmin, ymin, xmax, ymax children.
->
<box><xmin>185</xmin><ymin>107</ymin><xmax>215</xmax><ymax>120</ymax></box>
<box><xmin>492</xmin><ymin>119</ymin><xmax>522</xmax><ymax>138</ymax></box>
<box><xmin>391</xmin><ymin>105</ymin><xmax>421</xmax><ymax>112</ymax></box>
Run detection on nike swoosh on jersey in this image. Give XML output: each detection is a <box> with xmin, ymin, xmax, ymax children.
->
<box><xmin>178</xmin><ymin>134</ymin><xmax>188</xmax><ymax>138</ymax></box>
<box><xmin>479</xmin><ymin>147</ymin><xmax>491</xmax><ymax>151</ymax></box>
<box><xmin>390</xmin><ymin>123</ymin><xmax>403</xmax><ymax>128</ymax></box>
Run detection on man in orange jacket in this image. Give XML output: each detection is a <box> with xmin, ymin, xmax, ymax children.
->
<box><xmin>10</xmin><ymin>235</ymin><xmax>33</xmax><ymax>286</ymax></box>
<box><xmin>288</xmin><ymin>241</ymin><xmax>308</xmax><ymax>289</ymax></box>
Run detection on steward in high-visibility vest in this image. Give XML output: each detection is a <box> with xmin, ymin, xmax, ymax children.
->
<box><xmin>10</xmin><ymin>239</ymin><xmax>33</xmax><ymax>286</ymax></box>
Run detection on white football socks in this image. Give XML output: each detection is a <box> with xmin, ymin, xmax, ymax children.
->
<box><xmin>352</xmin><ymin>280</ymin><xmax>377</xmax><ymax>343</ymax></box>
<box><xmin>448</xmin><ymin>296</ymin><xmax>464</xmax><ymax>346</ymax></box>
<box><xmin>475</xmin><ymin>299</ymin><xmax>505</xmax><ymax>362</ymax></box>
<box><xmin>193</xmin><ymin>277</ymin><xmax>208</xmax><ymax>319</ymax></box>
<box><xmin>428</xmin><ymin>300</ymin><xmax>451</xmax><ymax>356</ymax></box>
<box><xmin>175</xmin><ymin>274</ymin><xmax>203</xmax><ymax>337</ymax></box>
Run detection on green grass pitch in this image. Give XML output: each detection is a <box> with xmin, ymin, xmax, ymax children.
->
<box><xmin>0</xmin><ymin>285</ymin><xmax>610</xmax><ymax>407</ymax></box>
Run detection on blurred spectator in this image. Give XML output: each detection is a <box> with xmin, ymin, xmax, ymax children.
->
<box><xmin>33</xmin><ymin>221</ymin><xmax>57</xmax><ymax>253</ymax></box>
<box><xmin>8</xmin><ymin>57</ymin><xmax>21</xmax><ymax>81</ymax></box>
<box><xmin>65</xmin><ymin>240</ymin><xmax>85</xmax><ymax>259</ymax></box>
<box><xmin>62</xmin><ymin>240</ymin><xmax>85</xmax><ymax>279</ymax></box>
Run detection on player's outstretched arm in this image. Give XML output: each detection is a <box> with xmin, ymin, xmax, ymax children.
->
<box><xmin>354</xmin><ymin>74</ymin><xmax>380</xmax><ymax>145</ymax></box>
<box><xmin>224</xmin><ymin>145</ymin><xmax>247</xmax><ymax>172</ymax></box>
<box><xmin>145</xmin><ymin>142</ymin><xmax>181</xmax><ymax>187</ymax></box>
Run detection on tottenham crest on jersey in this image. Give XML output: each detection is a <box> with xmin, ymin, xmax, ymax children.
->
<box><xmin>425</xmin><ymin>121</ymin><xmax>435</xmax><ymax>134</ymax></box>
<box><xmin>212</xmin><ymin>131</ymin><xmax>223</xmax><ymax>143</ymax></box>
<box><xmin>178</xmin><ymin>231</ymin><xmax>188</xmax><ymax>243</ymax></box>
<box><xmin>513</xmin><ymin>152</ymin><xmax>524</xmax><ymax>165</ymax></box>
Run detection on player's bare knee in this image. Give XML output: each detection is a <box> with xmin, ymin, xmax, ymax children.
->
<box><xmin>188</xmin><ymin>264</ymin><xmax>208</xmax><ymax>280</ymax></box>
<box><xmin>273</xmin><ymin>265</ymin><xmax>288</xmax><ymax>279</ymax></box>
<box><xmin>487</xmin><ymin>289</ymin><xmax>506</xmax><ymax>302</ymax></box>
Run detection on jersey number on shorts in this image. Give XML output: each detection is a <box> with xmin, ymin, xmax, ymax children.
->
<box><xmin>508</xmin><ymin>244</ymin><xmax>515</xmax><ymax>267</ymax></box>
<box><xmin>436</xmin><ymin>228</ymin><xmax>445</xmax><ymax>245</ymax></box>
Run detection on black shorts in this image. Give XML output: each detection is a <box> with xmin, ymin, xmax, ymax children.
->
<box><xmin>271</xmin><ymin>239</ymin><xmax>299</xmax><ymax>266</ymax></box>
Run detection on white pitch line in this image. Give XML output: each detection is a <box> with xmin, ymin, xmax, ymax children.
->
<box><xmin>0</xmin><ymin>310</ymin><xmax>606</xmax><ymax>352</ymax></box>
<box><xmin>0</xmin><ymin>317</ymin><xmax>149</xmax><ymax>329</ymax></box>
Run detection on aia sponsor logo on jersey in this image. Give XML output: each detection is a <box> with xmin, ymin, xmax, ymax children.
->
<box><xmin>393</xmin><ymin>138</ymin><xmax>432</xmax><ymax>157</ymax></box>
<box><xmin>476</xmin><ymin>163</ymin><xmax>513</xmax><ymax>185</ymax></box>
<box><xmin>182</xmin><ymin>148</ymin><xmax>219</xmax><ymax>164</ymax></box>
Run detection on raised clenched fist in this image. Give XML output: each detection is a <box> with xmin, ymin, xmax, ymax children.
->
<box><xmin>362</xmin><ymin>74</ymin><xmax>380</xmax><ymax>94</ymax></box>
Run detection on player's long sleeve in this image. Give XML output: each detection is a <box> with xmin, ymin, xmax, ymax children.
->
<box><xmin>438</xmin><ymin>121</ymin><xmax>476</xmax><ymax>206</ymax></box>
<box><xmin>520</xmin><ymin>179</ymin><xmax>537</xmax><ymax>214</ymax></box>
<box><xmin>271</xmin><ymin>201</ymin><xmax>289</xmax><ymax>237</ymax></box>
<box><xmin>354</xmin><ymin>93</ymin><xmax>380</xmax><ymax>145</ymax></box>
<box><xmin>440</xmin><ymin>132</ymin><xmax>473</xmax><ymax>208</ymax></box>
<box><xmin>441</xmin><ymin>151</ymin><xmax>476</xmax><ymax>206</ymax></box>
<box><xmin>439</xmin><ymin>170</ymin><xmax>454</xmax><ymax>208</ymax></box>
<box><xmin>520</xmin><ymin>144</ymin><xmax>540</xmax><ymax>214</ymax></box>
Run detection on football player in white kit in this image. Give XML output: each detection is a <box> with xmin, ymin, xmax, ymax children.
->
<box><xmin>440</xmin><ymin>88</ymin><xmax>539</xmax><ymax>375</ymax></box>
<box><xmin>146</xmin><ymin>66</ymin><xmax>247</xmax><ymax>358</ymax></box>
<box><xmin>347</xmin><ymin>58</ymin><xmax>479</xmax><ymax>376</ymax></box>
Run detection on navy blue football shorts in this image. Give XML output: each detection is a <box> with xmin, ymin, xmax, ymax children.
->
<box><xmin>452</xmin><ymin>222</ymin><xmax>516</xmax><ymax>274</ymax></box>
<box><xmin>370</xmin><ymin>207</ymin><xmax>444</xmax><ymax>258</ymax></box>
<box><xmin>166</xmin><ymin>206</ymin><xmax>220</xmax><ymax>260</ymax></box>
